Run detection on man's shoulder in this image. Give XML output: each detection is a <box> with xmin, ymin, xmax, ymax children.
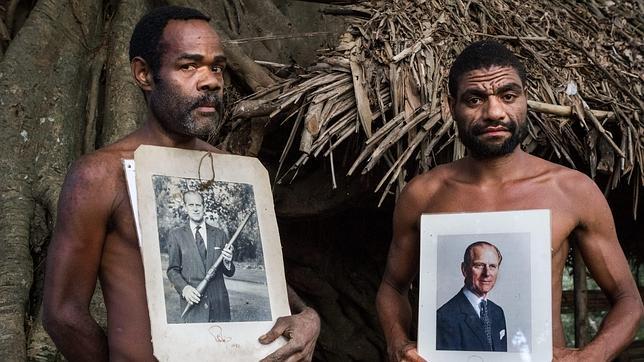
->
<box><xmin>169</xmin><ymin>224</ymin><xmax>190</xmax><ymax>234</ymax></box>
<box><xmin>401</xmin><ymin>163</ymin><xmax>456</xmax><ymax>199</ymax></box>
<box><xmin>63</xmin><ymin>148</ymin><xmax>128</xmax><ymax>192</ymax></box>
<box><xmin>205</xmin><ymin>223</ymin><xmax>224</xmax><ymax>231</ymax></box>
<box><xmin>488</xmin><ymin>298</ymin><xmax>504</xmax><ymax>311</ymax></box>
<box><xmin>526</xmin><ymin>154</ymin><xmax>600</xmax><ymax>199</ymax></box>
<box><xmin>438</xmin><ymin>291</ymin><xmax>466</xmax><ymax>314</ymax></box>
<box><xmin>205</xmin><ymin>223</ymin><xmax>228</xmax><ymax>238</ymax></box>
<box><xmin>72</xmin><ymin>130</ymin><xmax>146</xmax><ymax>173</ymax></box>
<box><xmin>522</xmin><ymin>153</ymin><xmax>585</xmax><ymax>179</ymax></box>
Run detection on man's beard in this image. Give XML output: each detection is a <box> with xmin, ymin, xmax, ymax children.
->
<box><xmin>458</xmin><ymin>119</ymin><xmax>528</xmax><ymax>158</ymax></box>
<box><xmin>149</xmin><ymin>78</ymin><xmax>224</xmax><ymax>138</ymax></box>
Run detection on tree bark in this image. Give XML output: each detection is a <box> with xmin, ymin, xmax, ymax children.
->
<box><xmin>0</xmin><ymin>0</ymin><xmax>103</xmax><ymax>360</ymax></box>
<box><xmin>100</xmin><ymin>0</ymin><xmax>149</xmax><ymax>147</ymax></box>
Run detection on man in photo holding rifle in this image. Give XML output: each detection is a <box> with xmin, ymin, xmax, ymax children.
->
<box><xmin>167</xmin><ymin>191</ymin><xmax>235</xmax><ymax>323</ymax></box>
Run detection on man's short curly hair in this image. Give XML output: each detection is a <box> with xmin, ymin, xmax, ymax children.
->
<box><xmin>129</xmin><ymin>6</ymin><xmax>210</xmax><ymax>78</ymax></box>
<box><xmin>448</xmin><ymin>40</ymin><xmax>527</xmax><ymax>97</ymax></box>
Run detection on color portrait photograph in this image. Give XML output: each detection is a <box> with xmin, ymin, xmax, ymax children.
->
<box><xmin>418</xmin><ymin>210</ymin><xmax>552</xmax><ymax>362</ymax></box>
<box><xmin>435</xmin><ymin>233</ymin><xmax>532</xmax><ymax>353</ymax></box>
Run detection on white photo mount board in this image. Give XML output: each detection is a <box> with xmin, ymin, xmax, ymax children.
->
<box><xmin>418</xmin><ymin>210</ymin><xmax>552</xmax><ymax>362</ymax></box>
<box><xmin>128</xmin><ymin>145</ymin><xmax>289</xmax><ymax>361</ymax></box>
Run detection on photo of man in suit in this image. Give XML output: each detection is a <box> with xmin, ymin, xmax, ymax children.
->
<box><xmin>167</xmin><ymin>190</ymin><xmax>235</xmax><ymax>323</ymax></box>
<box><xmin>436</xmin><ymin>241</ymin><xmax>507</xmax><ymax>351</ymax></box>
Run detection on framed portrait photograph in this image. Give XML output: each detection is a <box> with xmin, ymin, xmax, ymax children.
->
<box><xmin>132</xmin><ymin>145</ymin><xmax>290</xmax><ymax>361</ymax></box>
<box><xmin>418</xmin><ymin>210</ymin><xmax>552</xmax><ymax>362</ymax></box>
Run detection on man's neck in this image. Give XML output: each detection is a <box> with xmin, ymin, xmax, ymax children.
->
<box><xmin>463</xmin><ymin>286</ymin><xmax>487</xmax><ymax>300</ymax></box>
<box><xmin>190</xmin><ymin>220</ymin><xmax>205</xmax><ymax>229</ymax></box>
<box><xmin>461</xmin><ymin>147</ymin><xmax>530</xmax><ymax>185</ymax></box>
<box><xmin>138</xmin><ymin>116</ymin><xmax>200</xmax><ymax>150</ymax></box>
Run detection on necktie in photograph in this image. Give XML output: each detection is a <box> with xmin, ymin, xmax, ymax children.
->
<box><xmin>195</xmin><ymin>225</ymin><xmax>207</xmax><ymax>266</ymax></box>
<box><xmin>480</xmin><ymin>299</ymin><xmax>493</xmax><ymax>351</ymax></box>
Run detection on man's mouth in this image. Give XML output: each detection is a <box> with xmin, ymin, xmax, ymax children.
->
<box><xmin>195</xmin><ymin>105</ymin><xmax>217</xmax><ymax>113</ymax></box>
<box><xmin>479</xmin><ymin>126</ymin><xmax>509</xmax><ymax>136</ymax></box>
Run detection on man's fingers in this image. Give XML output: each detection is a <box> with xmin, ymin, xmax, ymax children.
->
<box><xmin>259</xmin><ymin>341</ymin><xmax>302</xmax><ymax>362</ymax></box>
<box><xmin>284</xmin><ymin>351</ymin><xmax>308</xmax><ymax>362</ymax></box>
<box><xmin>258</xmin><ymin>317</ymin><xmax>288</xmax><ymax>344</ymax></box>
<box><xmin>183</xmin><ymin>287</ymin><xmax>201</xmax><ymax>305</ymax></box>
<box><xmin>399</xmin><ymin>343</ymin><xmax>426</xmax><ymax>362</ymax></box>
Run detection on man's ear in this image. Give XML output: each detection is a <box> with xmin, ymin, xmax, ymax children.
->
<box><xmin>461</xmin><ymin>262</ymin><xmax>467</xmax><ymax>277</ymax></box>
<box><xmin>448</xmin><ymin>95</ymin><xmax>456</xmax><ymax>116</ymax></box>
<box><xmin>131</xmin><ymin>57</ymin><xmax>154</xmax><ymax>91</ymax></box>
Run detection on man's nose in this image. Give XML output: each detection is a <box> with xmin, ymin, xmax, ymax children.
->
<box><xmin>198</xmin><ymin>68</ymin><xmax>223</xmax><ymax>92</ymax></box>
<box><xmin>483</xmin><ymin>96</ymin><xmax>506</xmax><ymax>121</ymax></box>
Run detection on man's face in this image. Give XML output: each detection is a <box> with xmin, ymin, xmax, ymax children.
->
<box><xmin>184</xmin><ymin>193</ymin><xmax>205</xmax><ymax>223</ymax></box>
<box><xmin>450</xmin><ymin>66</ymin><xmax>528</xmax><ymax>158</ymax></box>
<box><xmin>148</xmin><ymin>19</ymin><xmax>226</xmax><ymax>138</ymax></box>
<box><xmin>461</xmin><ymin>245</ymin><xmax>501</xmax><ymax>298</ymax></box>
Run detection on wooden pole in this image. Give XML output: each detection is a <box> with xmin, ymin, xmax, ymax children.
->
<box><xmin>573</xmin><ymin>242</ymin><xmax>589</xmax><ymax>348</ymax></box>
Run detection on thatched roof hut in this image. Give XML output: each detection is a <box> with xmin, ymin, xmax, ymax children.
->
<box><xmin>230</xmin><ymin>0</ymin><xmax>643</xmax><ymax>215</ymax></box>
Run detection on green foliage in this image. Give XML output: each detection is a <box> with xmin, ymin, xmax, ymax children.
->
<box><xmin>152</xmin><ymin>175</ymin><xmax>263</xmax><ymax>263</ymax></box>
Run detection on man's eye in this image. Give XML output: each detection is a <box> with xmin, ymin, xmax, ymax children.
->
<box><xmin>180</xmin><ymin>64</ymin><xmax>197</xmax><ymax>71</ymax></box>
<box><xmin>467</xmin><ymin>97</ymin><xmax>482</xmax><ymax>105</ymax></box>
<box><xmin>502</xmin><ymin>94</ymin><xmax>517</xmax><ymax>102</ymax></box>
<box><xmin>212</xmin><ymin>65</ymin><xmax>224</xmax><ymax>73</ymax></box>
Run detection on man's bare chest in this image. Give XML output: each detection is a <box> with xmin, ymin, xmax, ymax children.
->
<box><xmin>423</xmin><ymin>185</ymin><xmax>578</xmax><ymax>252</ymax></box>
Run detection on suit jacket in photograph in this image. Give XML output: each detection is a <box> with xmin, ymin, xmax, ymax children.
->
<box><xmin>436</xmin><ymin>289</ymin><xmax>507</xmax><ymax>351</ymax></box>
<box><xmin>166</xmin><ymin>223</ymin><xmax>235</xmax><ymax>323</ymax></box>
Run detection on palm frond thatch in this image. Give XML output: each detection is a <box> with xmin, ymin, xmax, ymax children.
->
<box><xmin>231</xmin><ymin>0</ymin><xmax>643</xmax><ymax>214</ymax></box>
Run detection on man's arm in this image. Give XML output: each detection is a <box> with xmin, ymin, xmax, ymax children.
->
<box><xmin>499</xmin><ymin>307</ymin><xmax>507</xmax><ymax>351</ymax></box>
<box><xmin>42</xmin><ymin>157</ymin><xmax>113</xmax><ymax>361</ymax></box>
<box><xmin>376</xmin><ymin>179</ymin><xmax>427</xmax><ymax>362</ymax></box>
<box><xmin>559</xmin><ymin>176</ymin><xmax>643</xmax><ymax>361</ymax></box>
<box><xmin>258</xmin><ymin>285</ymin><xmax>320</xmax><ymax>361</ymax></box>
<box><xmin>436</xmin><ymin>308</ymin><xmax>460</xmax><ymax>351</ymax></box>
<box><xmin>166</xmin><ymin>230</ymin><xmax>188</xmax><ymax>294</ymax></box>
<box><xmin>166</xmin><ymin>231</ymin><xmax>204</xmax><ymax>305</ymax></box>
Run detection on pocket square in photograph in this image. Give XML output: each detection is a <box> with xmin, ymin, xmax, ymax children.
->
<box><xmin>214</xmin><ymin>247</ymin><xmax>221</xmax><ymax>250</ymax></box>
<box><xmin>500</xmin><ymin>329</ymin><xmax>506</xmax><ymax>340</ymax></box>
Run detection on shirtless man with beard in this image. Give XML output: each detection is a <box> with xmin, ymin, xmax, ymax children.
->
<box><xmin>376</xmin><ymin>40</ymin><xmax>642</xmax><ymax>362</ymax></box>
<box><xmin>43</xmin><ymin>6</ymin><xmax>319</xmax><ymax>361</ymax></box>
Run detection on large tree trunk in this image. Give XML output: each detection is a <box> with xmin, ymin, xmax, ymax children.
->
<box><xmin>99</xmin><ymin>0</ymin><xmax>150</xmax><ymax>148</ymax></box>
<box><xmin>0</xmin><ymin>0</ymin><xmax>104</xmax><ymax>360</ymax></box>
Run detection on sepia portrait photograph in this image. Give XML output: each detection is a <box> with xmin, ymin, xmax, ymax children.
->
<box><xmin>133</xmin><ymin>145</ymin><xmax>290</xmax><ymax>361</ymax></box>
<box><xmin>152</xmin><ymin>175</ymin><xmax>271</xmax><ymax>324</ymax></box>
<box><xmin>418</xmin><ymin>210</ymin><xmax>552</xmax><ymax>362</ymax></box>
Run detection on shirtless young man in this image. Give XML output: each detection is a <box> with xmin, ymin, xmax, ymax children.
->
<box><xmin>42</xmin><ymin>6</ymin><xmax>319</xmax><ymax>361</ymax></box>
<box><xmin>376</xmin><ymin>40</ymin><xmax>643</xmax><ymax>362</ymax></box>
